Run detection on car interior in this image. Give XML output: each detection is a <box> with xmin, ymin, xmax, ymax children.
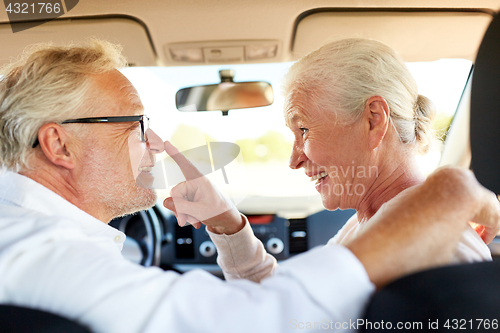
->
<box><xmin>1</xmin><ymin>0</ymin><xmax>500</xmax><ymax>331</ymax></box>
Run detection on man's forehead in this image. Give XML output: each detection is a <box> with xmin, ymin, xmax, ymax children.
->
<box><xmin>121</xmin><ymin>85</ymin><xmax>144</xmax><ymax>113</ymax></box>
<box><xmin>90</xmin><ymin>70</ymin><xmax>144</xmax><ymax>116</ymax></box>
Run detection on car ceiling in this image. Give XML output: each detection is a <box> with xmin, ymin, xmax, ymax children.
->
<box><xmin>0</xmin><ymin>0</ymin><xmax>500</xmax><ymax>67</ymax></box>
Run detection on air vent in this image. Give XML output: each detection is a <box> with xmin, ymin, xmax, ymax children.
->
<box><xmin>288</xmin><ymin>218</ymin><xmax>308</xmax><ymax>254</ymax></box>
<box><xmin>175</xmin><ymin>224</ymin><xmax>195</xmax><ymax>259</ymax></box>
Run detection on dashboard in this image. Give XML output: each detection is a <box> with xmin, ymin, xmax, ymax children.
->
<box><xmin>111</xmin><ymin>205</ymin><xmax>356</xmax><ymax>277</ymax></box>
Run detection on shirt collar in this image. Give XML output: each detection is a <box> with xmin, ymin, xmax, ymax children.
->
<box><xmin>0</xmin><ymin>170</ymin><xmax>125</xmax><ymax>249</ymax></box>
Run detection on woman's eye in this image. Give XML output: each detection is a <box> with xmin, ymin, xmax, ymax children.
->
<box><xmin>299</xmin><ymin>127</ymin><xmax>309</xmax><ymax>136</ymax></box>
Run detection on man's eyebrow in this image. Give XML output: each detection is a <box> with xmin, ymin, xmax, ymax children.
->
<box><xmin>131</xmin><ymin>104</ymin><xmax>145</xmax><ymax>115</ymax></box>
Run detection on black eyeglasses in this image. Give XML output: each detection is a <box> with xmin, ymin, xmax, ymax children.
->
<box><xmin>32</xmin><ymin>115</ymin><xmax>149</xmax><ymax>148</ymax></box>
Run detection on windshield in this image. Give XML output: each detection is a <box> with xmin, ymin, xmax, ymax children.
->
<box><xmin>121</xmin><ymin>59</ymin><xmax>472</xmax><ymax>214</ymax></box>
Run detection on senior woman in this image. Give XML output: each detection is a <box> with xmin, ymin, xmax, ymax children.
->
<box><xmin>282</xmin><ymin>38</ymin><xmax>489</xmax><ymax>259</ymax></box>
<box><xmin>164</xmin><ymin>38</ymin><xmax>491</xmax><ymax>283</ymax></box>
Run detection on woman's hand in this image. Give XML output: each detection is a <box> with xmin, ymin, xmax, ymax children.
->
<box><xmin>162</xmin><ymin>141</ymin><xmax>245</xmax><ymax>235</ymax></box>
<box><xmin>469</xmin><ymin>189</ymin><xmax>500</xmax><ymax>244</ymax></box>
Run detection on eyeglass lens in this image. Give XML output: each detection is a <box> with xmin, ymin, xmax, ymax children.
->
<box><xmin>142</xmin><ymin>116</ymin><xmax>150</xmax><ymax>142</ymax></box>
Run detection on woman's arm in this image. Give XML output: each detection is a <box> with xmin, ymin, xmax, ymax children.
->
<box><xmin>162</xmin><ymin>141</ymin><xmax>276</xmax><ymax>282</ymax></box>
<box><xmin>207</xmin><ymin>215</ymin><xmax>277</xmax><ymax>282</ymax></box>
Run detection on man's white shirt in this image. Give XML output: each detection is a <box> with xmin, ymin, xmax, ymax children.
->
<box><xmin>0</xmin><ymin>170</ymin><xmax>374</xmax><ymax>333</ymax></box>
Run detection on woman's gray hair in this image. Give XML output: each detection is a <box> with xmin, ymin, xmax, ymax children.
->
<box><xmin>283</xmin><ymin>38</ymin><xmax>436</xmax><ymax>155</ymax></box>
<box><xmin>0</xmin><ymin>39</ymin><xmax>127</xmax><ymax>172</ymax></box>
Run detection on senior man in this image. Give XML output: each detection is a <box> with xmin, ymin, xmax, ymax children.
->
<box><xmin>0</xmin><ymin>40</ymin><xmax>498</xmax><ymax>333</ymax></box>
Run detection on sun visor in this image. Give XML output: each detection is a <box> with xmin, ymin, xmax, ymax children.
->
<box><xmin>292</xmin><ymin>11</ymin><xmax>493</xmax><ymax>62</ymax></box>
<box><xmin>0</xmin><ymin>17</ymin><xmax>157</xmax><ymax>67</ymax></box>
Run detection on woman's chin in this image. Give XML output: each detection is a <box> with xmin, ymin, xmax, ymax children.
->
<box><xmin>320</xmin><ymin>194</ymin><xmax>341</xmax><ymax>211</ymax></box>
<box><xmin>316</xmin><ymin>178</ymin><xmax>337</xmax><ymax>209</ymax></box>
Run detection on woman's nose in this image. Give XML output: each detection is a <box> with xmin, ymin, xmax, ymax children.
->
<box><xmin>146</xmin><ymin>129</ymin><xmax>164</xmax><ymax>154</ymax></box>
<box><xmin>289</xmin><ymin>142</ymin><xmax>307</xmax><ymax>169</ymax></box>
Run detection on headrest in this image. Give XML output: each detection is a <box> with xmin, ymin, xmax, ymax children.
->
<box><xmin>470</xmin><ymin>12</ymin><xmax>500</xmax><ymax>195</ymax></box>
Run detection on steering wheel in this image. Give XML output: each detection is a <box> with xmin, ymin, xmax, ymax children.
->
<box><xmin>110</xmin><ymin>207</ymin><xmax>162</xmax><ymax>267</ymax></box>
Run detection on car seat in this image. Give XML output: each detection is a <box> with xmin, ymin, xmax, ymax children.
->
<box><xmin>361</xmin><ymin>10</ymin><xmax>500</xmax><ymax>333</ymax></box>
<box><xmin>0</xmin><ymin>304</ymin><xmax>91</xmax><ymax>332</ymax></box>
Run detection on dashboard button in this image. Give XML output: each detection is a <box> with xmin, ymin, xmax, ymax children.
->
<box><xmin>266</xmin><ymin>237</ymin><xmax>284</xmax><ymax>254</ymax></box>
<box><xmin>199</xmin><ymin>241</ymin><xmax>216</xmax><ymax>257</ymax></box>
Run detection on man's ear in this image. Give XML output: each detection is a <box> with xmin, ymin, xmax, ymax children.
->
<box><xmin>364</xmin><ymin>96</ymin><xmax>390</xmax><ymax>150</ymax></box>
<box><xmin>37</xmin><ymin>124</ymin><xmax>78</xmax><ymax>170</ymax></box>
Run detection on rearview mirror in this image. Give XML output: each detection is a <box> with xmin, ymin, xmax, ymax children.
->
<box><xmin>176</xmin><ymin>70</ymin><xmax>274</xmax><ymax>115</ymax></box>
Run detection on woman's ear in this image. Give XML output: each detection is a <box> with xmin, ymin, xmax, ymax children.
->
<box><xmin>365</xmin><ymin>96</ymin><xmax>390</xmax><ymax>150</ymax></box>
<box><xmin>37</xmin><ymin>123</ymin><xmax>78</xmax><ymax>170</ymax></box>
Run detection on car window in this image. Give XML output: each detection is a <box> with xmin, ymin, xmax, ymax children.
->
<box><xmin>406</xmin><ymin>59</ymin><xmax>472</xmax><ymax>174</ymax></box>
<box><xmin>120</xmin><ymin>59</ymin><xmax>472</xmax><ymax>208</ymax></box>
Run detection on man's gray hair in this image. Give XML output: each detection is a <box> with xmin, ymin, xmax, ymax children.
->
<box><xmin>283</xmin><ymin>38</ymin><xmax>436</xmax><ymax>155</ymax></box>
<box><xmin>0</xmin><ymin>39</ymin><xmax>127</xmax><ymax>172</ymax></box>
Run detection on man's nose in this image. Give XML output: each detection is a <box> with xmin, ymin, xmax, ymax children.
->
<box><xmin>289</xmin><ymin>142</ymin><xmax>307</xmax><ymax>169</ymax></box>
<box><xmin>146</xmin><ymin>129</ymin><xmax>164</xmax><ymax>154</ymax></box>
